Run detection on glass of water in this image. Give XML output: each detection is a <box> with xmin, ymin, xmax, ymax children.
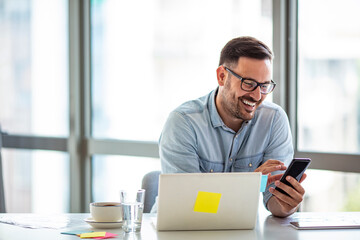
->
<box><xmin>120</xmin><ymin>189</ymin><xmax>145</xmax><ymax>233</ymax></box>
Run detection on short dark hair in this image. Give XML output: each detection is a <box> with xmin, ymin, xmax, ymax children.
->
<box><xmin>219</xmin><ymin>36</ymin><xmax>273</xmax><ymax>67</ymax></box>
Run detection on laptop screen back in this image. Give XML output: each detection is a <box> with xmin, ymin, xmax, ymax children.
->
<box><xmin>156</xmin><ymin>172</ymin><xmax>261</xmax><ymax>231</ymax></box>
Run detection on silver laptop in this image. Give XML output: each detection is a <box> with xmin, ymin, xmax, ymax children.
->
<box><xmin>155</xmin><ymin>172</ymin><xmax>261</xmax><ymax>231</ymax></box>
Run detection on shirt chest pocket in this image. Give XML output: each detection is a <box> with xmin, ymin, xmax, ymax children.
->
<box><xmin>199</xmin><ymin>158</ymin><xmax>224</xmax><ymax>173</ymax></box>
<box><xmin>233</xmin><ymin>154</ymin><xmax>263</xmax><ymax>172</ymax></box>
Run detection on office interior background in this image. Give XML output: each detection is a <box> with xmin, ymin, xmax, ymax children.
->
<box><xmin>0</xmin><ymin>0</ymin><xmax>359</xmax><ymax>213</ymax></box>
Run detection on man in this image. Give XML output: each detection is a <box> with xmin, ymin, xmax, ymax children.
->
<box><xmin>158</xmin><ymin>36</ymin><xmax>306</xmax><ymax>217</ymax></box>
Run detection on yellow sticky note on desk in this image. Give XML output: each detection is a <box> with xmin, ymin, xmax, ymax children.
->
<box><xmin>194</xmin><ymin>191</ymin><xmax>222</xmax><ymax>213</ymax></box>
<box><xmin>79</xmin><ymin>232</ymin><xmax>106</xmax><ymax>238</ymax></box>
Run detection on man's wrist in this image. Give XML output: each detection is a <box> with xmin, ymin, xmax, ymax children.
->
<box><xmin>267</xmin><ymin>196</ymin><xmax>297</xmax><ymax>218</ymax></box>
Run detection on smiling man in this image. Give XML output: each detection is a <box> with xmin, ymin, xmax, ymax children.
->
<box><xmin>158</xmin><ymin>36</ymin><xmax>306</xmax><ymax>217</ymax></box>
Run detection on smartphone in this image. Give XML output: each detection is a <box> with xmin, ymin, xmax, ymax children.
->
<box><xmin>275</xmin><ymin>158</ymin><xmax>311</xmax><ymax>196</ymax></box>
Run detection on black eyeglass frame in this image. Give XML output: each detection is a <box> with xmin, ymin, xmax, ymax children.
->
<box><xmin>224</xmin><ymin>66</ymin><xmax>276</xmax><ymax>94</ymax></box>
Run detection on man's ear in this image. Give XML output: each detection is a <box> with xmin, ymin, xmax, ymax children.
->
<box><xmin>216</xmin><ymin>66</ymin><xmax>226</xmax><ymax>86</ymax></box>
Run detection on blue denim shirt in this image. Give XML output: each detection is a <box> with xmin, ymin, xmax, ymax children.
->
<box><xmin>158</xmin><ymin>89</ymin><xmax>293</xmax><ymax>209</ymax></box>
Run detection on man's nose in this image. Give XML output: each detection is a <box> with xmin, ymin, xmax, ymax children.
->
<box><xmin>249</xmin><ymin>86</ymin><xmax>262</xmax><ymax>101</ymax></box>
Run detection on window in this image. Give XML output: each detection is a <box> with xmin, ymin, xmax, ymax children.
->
<box><xmin>302</xmin><ymin>169</ymin><xmax>360</xmax><ymax>212</ymax></box>
<box><xmin>90</xmin><ymin>0</ymin><xmax>273</xmax><ymax>202</ymax></box>
<box><xmin>2</xmin><ymin>0</ymin><xmax>359</xmax><ymax>214</ymax></box>
<box><xmin>91</xmin><ymin>0</ymin><xmax>273</xmax><ymax>141</ymax></box>
<box><xmin>297</xmin><ymin>0</ymin><xmax>360</xmax><ymax>154</ymax></box>
<box><xmin>0</xmin><ymin>0</ymin><xmax>68</xmax><ymax>137</ymax></box>
<box><xmin>0</xmin><ymin>0</ymin><xmax>68</xmax><ymax>212</ymax></box>
<box><xmin>297</xmin><ymin>0</ymin><xmax>360</xmax><ymax>211</ymax></box>
<box><xmin>2</xmin><ymin>149</ymin><xmax>69</xmax><ymax>213</ymax></box>
<box><xmin>92</xmin><ymin>155</ymin><xmax>160</xmax><ymax>202</ymax></box>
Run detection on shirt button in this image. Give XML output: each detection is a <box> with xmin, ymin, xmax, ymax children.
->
<box><xmin>210</xmin><ymin>169</ymin><xmax>214</xmax><ymax>173</ymax></box>
<box><xmin>249</xmin><ymin>163</ymin><xmax>252</xmax><ymax>167</ymax></box>
<box><xmin>229</xmin><ymin>158</ymin><xmax>233</xmax><ymax>162</ymax></box>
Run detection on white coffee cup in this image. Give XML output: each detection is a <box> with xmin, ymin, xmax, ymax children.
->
<box><xmin>90</xmin><ymin>202</ymin><xmax>122</xmax><ymax>222</ymax></box>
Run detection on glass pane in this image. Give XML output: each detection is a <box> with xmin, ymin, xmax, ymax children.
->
<box><xmin>91</xmin><ymin>0</ymin><xmax>273</xmax><ymax>141</ymax></box>
<box><xmin>92</xmin><ymin>155</ymin><xmax>160</xmax><ymax>202</ymax></box>
<box><xmin>2</xmin><ymin>149</ymin><xmax>69</xmax><ymax>213</ymax></box>
<box><xmin>0</xmin><ymin>0</ymin><xmax>69</xmax><ymax>137</ymax></box>
<box><xmin>302</xmin><ymin>170</ymin><xmax>360</xmax><ymax>211</ymax></box>
<box><xmin>297</xmin><ymin>0</ymin><xmax>360</xmax><ymax>153</ymax></box>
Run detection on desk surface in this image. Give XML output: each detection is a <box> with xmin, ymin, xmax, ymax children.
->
<box><xmin>0</xmin><ymin>212</ymin><xmax>359</xmax><ymax>240</ymax></box>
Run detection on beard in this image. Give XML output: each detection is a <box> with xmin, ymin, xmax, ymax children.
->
<box><xmin>220</xmin><ymin>78</ymin><xmax>261</xmax><ymax>121</ymax></box>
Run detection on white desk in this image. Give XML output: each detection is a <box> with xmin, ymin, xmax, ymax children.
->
<box><xmin>0</xmin><ymin>212</ymin><xmax>359</xmax><ymax>240</ymax></box>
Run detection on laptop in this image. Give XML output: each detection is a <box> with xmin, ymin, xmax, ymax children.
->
<box><xmin>155</xmin><ymin>172</ymin><xmax>262</xmax><ymax>231</ymax></box>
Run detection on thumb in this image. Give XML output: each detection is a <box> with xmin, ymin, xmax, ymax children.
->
<box><xmin>267</xmin><ymin>174</ymin><xmax>282</xmax><ymax>186</ymax></box>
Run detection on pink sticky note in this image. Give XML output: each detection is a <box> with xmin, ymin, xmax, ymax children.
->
<box><xmin>93</xmin><ymin>232</ymin><xmax>118</xmax><ymax>239</ymax></box>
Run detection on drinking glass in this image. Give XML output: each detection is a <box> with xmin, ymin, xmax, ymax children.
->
<box><xmin>120</xmin><ymin>189</ymin><xmax>145</xmax><ymax>233</ymax></box>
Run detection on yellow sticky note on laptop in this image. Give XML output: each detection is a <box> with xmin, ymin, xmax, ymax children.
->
<box><xmin>194</xmin><ymin>191</ymin><xmax>222</xmax><ymax>213</ymax></box>
<box><xmin>79</xmin><ymin>232</ymin><xmax>106</xmax><ymax>238</ymax></box>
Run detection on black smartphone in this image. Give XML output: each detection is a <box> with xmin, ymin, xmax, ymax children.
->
<box><xmin>275</xmin><ymin>158</ymin><xmax>311</xmax><ymax>196</ymax></box>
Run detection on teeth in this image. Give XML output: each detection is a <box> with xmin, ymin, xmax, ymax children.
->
<box><xmin>242</xmin><ymin>99</ymin><xmax>256</xmax><ymax>107</ymax></box>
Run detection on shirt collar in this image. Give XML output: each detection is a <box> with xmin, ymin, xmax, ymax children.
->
<box><xmin>209</xmin><ymin>88</ymin><xmax>225</xmax><ymax>128</ymax></box>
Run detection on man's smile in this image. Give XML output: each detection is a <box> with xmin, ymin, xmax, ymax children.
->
<box><xmin>239</xmin><ymin>97</ymin><xmax>259</xmax><ymax>114</ymax></box>
<box><xmin>241</xmin><ymin>99</ymin><xmax>256</xmax><ymax>107</ymax></box>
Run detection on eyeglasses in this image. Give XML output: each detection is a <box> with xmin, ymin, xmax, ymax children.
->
<box><xmin>224</xmin><ymin>67</ymin><xmax>276</xmax><ymax>94</ymax></box>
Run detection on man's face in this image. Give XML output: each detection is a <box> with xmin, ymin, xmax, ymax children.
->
<box><xmin>218</xmin><ymin>57</ymin><xmax>272</xmax><ymax>122</ymax></box>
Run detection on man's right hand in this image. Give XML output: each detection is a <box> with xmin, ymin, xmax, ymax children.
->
<box><xmin>254</xmin><ymin>159</ymin><xmax>287</xmax><ymax>186</ymax></box>
<box><xmin>254</xmin><ymin>159</ymin><xmax>286</xmax><ymax>174</ymax></box>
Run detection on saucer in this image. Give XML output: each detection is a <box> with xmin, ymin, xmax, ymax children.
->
<box><xmin>84</xmin><ymin>218</ymin><xmax>122</xmax><ymax>229</ymax></box>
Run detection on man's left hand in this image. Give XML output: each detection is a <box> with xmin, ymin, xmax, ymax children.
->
<box><xmin>267</xmin><ymin>174</ymin><xmax>307</xmax><ymax>217</ymax></box>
